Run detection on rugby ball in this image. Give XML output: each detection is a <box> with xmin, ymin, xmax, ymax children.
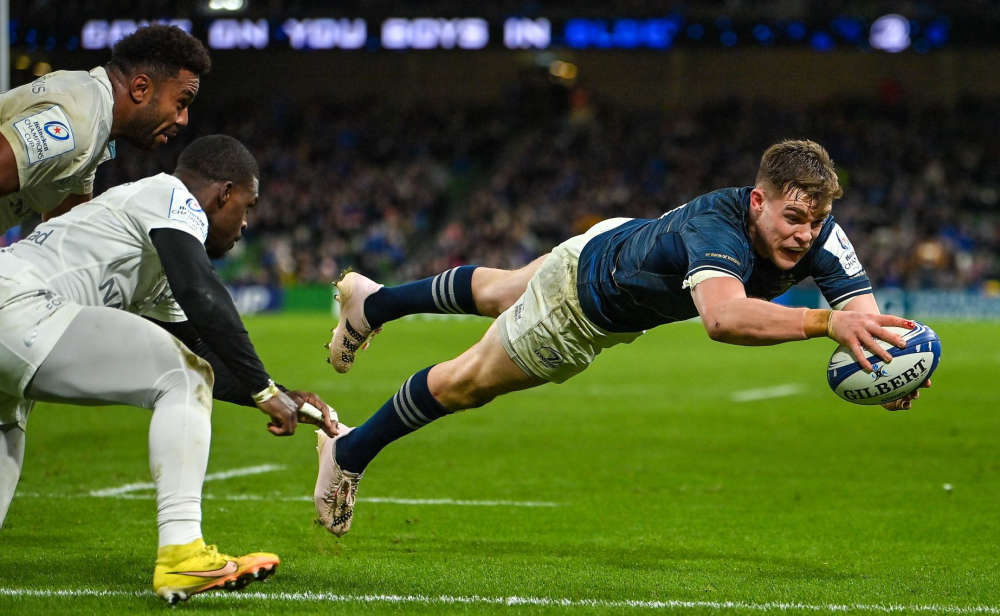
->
<box><xmin>827</xmin><ymin>321</ymin><xmax>941</xmax><ymax>405</ymax></box>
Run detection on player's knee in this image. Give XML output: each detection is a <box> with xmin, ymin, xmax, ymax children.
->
<box><xmin>152</xmin><ymin>342</ymin><xmax>214</xmax><ymax>413</ymax></box>
<box><xmin>170</xmin><ymin>338</ymin><xmax>215</xmax><ymax>389</ymax></box>
<box><xmin>429</xmin><ymin>365</ymin><xmax>496</xmax><ymax>410</ymax></box>
<box><xmin>472</xmin><ymin>268</ymin><xmax>517</xmax><ymax>317</ymax></box>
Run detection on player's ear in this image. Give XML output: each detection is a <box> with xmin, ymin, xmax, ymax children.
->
<box><xmin>128</xmin><ymin>73</ymin><xmax>154</xmax><ymax>104</ymax></box>
<box><xmin>219</xmin><ymin>181</ymin><xmax>233</xmax><ymax>206</ymax></box>
<box><xmin>749</xmin><ymin>187</ymin><xmax>766</xmax><ymax>213</ymax></box>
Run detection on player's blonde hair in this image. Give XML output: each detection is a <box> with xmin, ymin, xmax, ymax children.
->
<box><xmin>755</xmin><ymin>140</ymin><xmax>843</xmax><ymax>214</ymax></box>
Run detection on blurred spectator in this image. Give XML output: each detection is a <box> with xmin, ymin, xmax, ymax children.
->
<box><xmin>80</xmin><ymin>93</ymin><xmax>1000</xmax><ymax>293</ymax></box>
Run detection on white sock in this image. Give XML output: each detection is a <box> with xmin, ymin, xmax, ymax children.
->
<box><xmin>149</xmin><ymin>392</ymin><xmax>210</xmax><ymax>548</ymax></box>
<box><xmin>0</xmin><ymin>423</ymin><xmax>26</xmax><ymax>529</ymax></box>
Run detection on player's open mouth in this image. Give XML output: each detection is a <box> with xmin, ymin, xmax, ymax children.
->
<box><xmin>780</xmin><ymin>247</ymin><xmax>806</xmax><ymax>259</ymax></box>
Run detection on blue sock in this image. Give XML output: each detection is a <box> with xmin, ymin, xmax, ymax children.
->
<box><xmin>336</xmin><ymin>366</ymin><xmax>451</xmax><ymax>473</ymax></box>
<box><xmin>364</xmin><ymin>265</ymin><xmax>479</xmax><ymax>329</ymax></box>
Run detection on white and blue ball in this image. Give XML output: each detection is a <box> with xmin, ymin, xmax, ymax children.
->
<box><xmin>827</xmin><ymin>321</ymin><xmax>941</xmax><ymax>405</ymax></box>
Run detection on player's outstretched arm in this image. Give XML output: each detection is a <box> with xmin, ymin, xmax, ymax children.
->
<box><xmin>691</xmin><ymin>277</ymin><xmax>911</xmax><ymax>366</ymax></box>
<box><xmin>151</xmin><ymin>227</ymin><xmax>340</xmax><ymax>435</ymax></box>
<box><xmin>148</xmin><ymin>317</ymin><xmax>339</xmax><ymax>435</ymax></box>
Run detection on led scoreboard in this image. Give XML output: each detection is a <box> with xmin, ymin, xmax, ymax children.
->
<box><xmin>71</xmin><ymin>15</ymin><xmax>949</xmax><ymax>53</ymax></box>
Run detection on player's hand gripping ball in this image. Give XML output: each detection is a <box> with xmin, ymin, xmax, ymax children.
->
<box><xmin>827</xmin><ymin>321</ymin><xmax>941</xmax><ymax>406</ymax></box>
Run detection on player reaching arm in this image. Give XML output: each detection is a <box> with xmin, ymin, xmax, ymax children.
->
<box><xmin>144</xmin><ymin>143</ymin><xmax>337</xmax><ymax>436</ymax></box>
<box><xmin>313</xmin><ymin>140</ymin><xmax>931</xmax><ymax>538</ymax></box>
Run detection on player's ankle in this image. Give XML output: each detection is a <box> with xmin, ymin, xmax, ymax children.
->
<box><xmin>333</xmin><ymin>431</ymin><xmax>364</xmax><ymax>473</ymax></box>
<box><xmin>362</xmin><ymin>290</ymin><xmax>386</xmax><ymax>329</ymax></box>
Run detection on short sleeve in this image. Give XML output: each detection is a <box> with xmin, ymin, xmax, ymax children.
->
<box><xmin>0</xmin><ymin>103</ymin><xmax>94</xmax><ymax>191</ymax></box>
<box><xmin>140</xmin><ymin>186</ymin><xmax>210</xmax><ymax>244</ymax></box>
<box><xmin>680</xmin><ymin>214</ymin><xmax>751</xmax><ymax>289</ymax></box>
<box><xmin>810</xmin><ymin>221</ymin><xmax>873</xmax><ymax>309</ymax></box>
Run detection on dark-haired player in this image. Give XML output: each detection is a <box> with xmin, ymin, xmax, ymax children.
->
<box><xmin>0</xmin><ymin>24</ymin><xmax>211</xmax><ymax>230</ymax></box>
<box><xmin>0</xmin><ymin>135</ymin><xmax>337</xmax><ymax>602</ymax></box>
<box><xmin>315</xmin><ymin>140</ymin><xmax>930</xmax><ymax>537</ymax></box>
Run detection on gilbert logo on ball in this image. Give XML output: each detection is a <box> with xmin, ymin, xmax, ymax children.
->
<box><xmin>827</xmin><ymin>322</ymin><xmax>941</xmax><ymax>405</ymax></box>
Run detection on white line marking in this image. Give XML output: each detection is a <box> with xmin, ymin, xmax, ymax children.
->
<box><xmin>206</xmin><ymin>494</ymin><xmax>560</xmax><ymax>507</ymax></box>
<box><xmin>730</xmin><ymin>383</ymin><xmax>806</xmax><ymax>402</ymax></box>
<box><xmin>88</xmin><ymin>464</ymin><xmax>286</xmax><ymax>497</ymax></box>
<box><xmin>16</xmin><ymin>491</ymin><xmax>559</xmax><ymax>507</ymax></box>
<box><xmin>0</xmin><ymin>589</ymin><xmax>996</xmax><ymax>613</ymax></box>
<box><xmin>362</xmin><ymin>497</ymin><xmax>558</xmax><ymax>507</ymax></box>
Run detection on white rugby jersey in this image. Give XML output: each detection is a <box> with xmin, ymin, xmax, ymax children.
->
<box><xmin>0</xmin><ymin>173</ymin><xmax>208</xmax><ymax>322</ymax></box>
<box><xmin>0</xmin><ymin>67</ymin><xmax>116</xmax><ymax>231</ymax></box>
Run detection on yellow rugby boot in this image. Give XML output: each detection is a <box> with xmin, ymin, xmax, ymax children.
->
<box><xmin>153</xmin><ymin>538</ymin><xmax>279</xmax><ymax>604</ymax></box>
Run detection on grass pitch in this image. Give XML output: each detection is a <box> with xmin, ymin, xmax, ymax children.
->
<box><xmin>1</xmin><ymin>315</ymin><xmax>996</xmax><ymax>614</ymax></box>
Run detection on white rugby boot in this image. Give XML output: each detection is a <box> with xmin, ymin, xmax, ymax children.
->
<box><xmin>326</xmin><ymin>272</ymin><xmax>383</xmax><ymax>373</ymax></box>
<box><xmin>314</xmin><ymin>428</ymin><xmax>363</xmax><ymax>537</ymax></box>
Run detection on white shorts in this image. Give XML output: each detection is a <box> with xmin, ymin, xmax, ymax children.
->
<box><xmin>497</xmin><ymin>218</ymin><xmax>643</xmax><ymax>384</ymax></box>
<box><xmin>0</xmin><ymin>275</ymin><xmax>81</xmax><ymax>420</ymax></box>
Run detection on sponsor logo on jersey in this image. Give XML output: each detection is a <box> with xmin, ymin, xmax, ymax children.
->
<box><xmin>822</xmin><ymin>224</ymin><xmax>863</xmax><ymax>276</ymax></box>
<box><xmin>167</xmin><ymin>189</ymin><xmax>209</xmax><ymax>240</ymax></box>
<box><xmin>13</xmin><ymin>105</ymin><xmax>77</xmax><ymax>165</ymax></box>
<box><xmin>43</xmin><ymin>121</ymin><xmax>71</xmax><ymax>140</ymax></box>
<box><xmin>706</xmin><ymin>252</ymin><xmax>741</xmax><ymax>266</ymax></box>
<box><xmin>23</xmin><ymin>228</ymin><xmax>55</xmax><ymax>246</ymax></box>
<box><xmin>534</xmin><ymin>346</ymin><xmax>563</xmax><ymax>368</ymax></box>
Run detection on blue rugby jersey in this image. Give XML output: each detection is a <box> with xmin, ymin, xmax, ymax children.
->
<box><xmin>576</xmin><ymin>186</ymin><xmax>873</xmax><ymax>332</ymax></box>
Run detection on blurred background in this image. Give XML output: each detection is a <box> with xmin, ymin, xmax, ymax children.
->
<box><xmin>4</xmin><ymin>0</ymin><xmax>999</xmax><ymax>317</ymax></box>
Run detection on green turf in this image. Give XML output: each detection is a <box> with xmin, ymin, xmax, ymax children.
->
<box><xmin>1</xmin><ymin>315</ymin><xmax>996</xmax><ymax>614</ymax></box>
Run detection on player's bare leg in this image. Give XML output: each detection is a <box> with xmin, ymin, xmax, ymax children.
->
<box><xmin>327</xmin><ymin>255</ymin><xmax>548</xmax><ymax>372</ymax></box>
<box><xmin>316</xmin><ymin>321</ymin><xmax>542</xmax><ymax>536</ymax></box>
<box><xmin>470</xmin><ymin>255</ymin><xmax>548</xmax><ymax>317</ymax></box>
<box><xmin>426</xmin><ymin>321</ymin><xmax>544</xmax><ymax>408</ymax></box>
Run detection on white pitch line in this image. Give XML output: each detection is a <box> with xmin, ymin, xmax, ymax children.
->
<box><xmin>730</xmin><ymin>383</ymin><xmax>806</xmax><ymax>402</ymax></box>
<box><xmin>17</xmin><ymin>491</ymin><xmax>559</xmax><ymax>507</ymax></box>
<box><xmin>204</xmin><ymin>494</ymin><xmax>559</xmax><ymax>507</ymax></box>
<box><xmin>0</xmin><ymin>589</ymin><xmax>996</xmax><ymax>614</ymax></box>
<box><xmin>362</xmin><ymin>496</ymin><xmax>558</xmax><ymax>507</ymax></box>
<box><xmin>88</xmin><ymin>464</ymin><xmax>286</xmax><ymax>497</ymax></box>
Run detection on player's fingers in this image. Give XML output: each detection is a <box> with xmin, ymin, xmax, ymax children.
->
<box><xmin>312</xmin><ymin>404</ymin><xmax>338</xmax><ymax>437</ymax></box>
<box><xmin>921</xmin><ymin>378</ymin><xmax>932</xmax><ymax>389</ymax></box>
<box><xmin>871</xmin><ymin>325</ymin><xmax>906</xmax><ymax>349</ymax></box>
<box><xmin>877</xmin><ymin>315</ymin><xmax>916</xmax><ymax>330</ymax></box>
<box><xmin>882</xmin><ymin>398</ymin><xmax>910</xmax><ymax>411</ymax></box>
<box><xmin>849</xmin><ymin>341</ymin><xmax>874</xmax><ymax>372</ymax></box>
<box><xmin>858</xmin><ymin>331</ymin><xmax>892</xmax><ymax>364</ymax></box>
<box><xmin>324</xmin><ymin>414</ymin><xmax>338</xmax><ymax>438</ymax></box>
<box><xmin>268</xmin><ymin>412</ymin><xmax>297</xmax><ymax>436</ymax></box>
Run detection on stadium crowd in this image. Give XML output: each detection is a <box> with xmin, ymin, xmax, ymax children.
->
<box><xmin>86</xmin><ymin>91</ymin><xmax>1000</xmax><ymax>293</ymax></box>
